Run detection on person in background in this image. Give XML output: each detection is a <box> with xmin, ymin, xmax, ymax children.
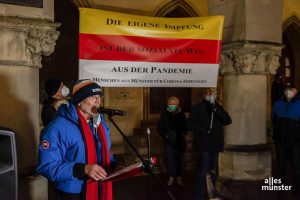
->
<box><xmin>157</xmin><ymin>96</ymin><xmax>187</xmax><ymax>186</ymax></box>
<box><xmin>37</xmin><ymin>79</ymin><xmax>116</xmax><ymax>200</ymax></box>
<box><xmin>41</xmin><ymin>78</ymin><xmax>70</xmax><ymax>126</ymax></box>
<box><xmin>272</xmin><ymin>87</ymin><xmax>300</xmax><ymax>199</ymax></box>
<box><xmin>271</xmin><ymin>72</ymin><xmax>285</xmax><ymax>105</ymax></box>
<box><xmin>189</xmin><ymin>88</ymin><xmax>231</xmax><ymax>200</ymax></box>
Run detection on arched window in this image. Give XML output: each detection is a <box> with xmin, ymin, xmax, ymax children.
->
<box><xmin>279</xmin><ymin>34</ymin><xmax>295</xmax><ymax>87</ymax></box>
<box><xmin>280</xmin><ymin>16</ymin><xmax>300</xmax><ymax>88</ymax></box>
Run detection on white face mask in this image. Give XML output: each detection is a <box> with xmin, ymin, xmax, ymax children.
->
<box><xmin>61</xmin><ymin>85</ymin><xmax>70</xmax><ymax>97</ymax></box>
<box><xmin>205</xmin><ymin>94</ymin><xmax>216</xmax><ymax>104</ymax></box>
<box><xmin>93</xmin><ymin>114</ymin><xmax>102</xmax><ymax>128</ymax></box>
<box><xmin>285</xmin><ymin>90</ymin><xmax>295</xmax><ymax>99</ymax></box>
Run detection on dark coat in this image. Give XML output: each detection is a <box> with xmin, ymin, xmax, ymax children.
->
<box><xmin>157</xmin><ymin>108</ymin><xmax>187</xmax><ymax>151</ymax></box>
<box><xmin>188</xmin><ymin>100</ymin><xmax>232</xmax><ymax>152</ymax></box>
<box><xmin>271</xmin><ymin>80</ymin><xmax>284</xmax><ymax>105</ymax></box>
<box><xmin>41</xmin><ymin>98</ymin><xmax>57</xmax><ymax>127</ymax></box>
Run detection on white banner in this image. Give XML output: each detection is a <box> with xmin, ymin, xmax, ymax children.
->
<box><xmin>80</xmin><ymin>60</ymin><xmax>219</xmax><ymax>87</ymax></box>
<box><xmin>79</xmin><ymin>8</ymin><xmax>224</xmax><ymax>87</ymax></box>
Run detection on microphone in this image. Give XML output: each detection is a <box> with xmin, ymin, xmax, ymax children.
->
<box><xmin>97</xmin><ymin>107</ymin><xmax>126</xmax><ymax>116</ymax></box>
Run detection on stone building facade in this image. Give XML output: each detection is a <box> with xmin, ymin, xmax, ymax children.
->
<box><xmin>0</xmin><ymin>0</ymin><xmax>299</xmax><ymax>199</ymax></box>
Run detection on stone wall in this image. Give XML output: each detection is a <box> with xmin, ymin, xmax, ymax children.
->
<box><xmin>0</xmin><ymin>1</ymin><xmax>59</xmax><ymax>199</ymax></box>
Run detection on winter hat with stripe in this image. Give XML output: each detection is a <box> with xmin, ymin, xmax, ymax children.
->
<box><xmin>72</xmin><ymin>79</ymin><xmax>102</xmax><ymax>105</ymax></box>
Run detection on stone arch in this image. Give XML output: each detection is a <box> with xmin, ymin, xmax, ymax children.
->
<box><xmin>283</xmin><ymin>15</ymin><xmax>300</xmax><ymax>32</ymax></box>
<box><xmin>281</xmin><ymin>15</ymin><xmax>300</xmax><ymax>88</ymax></box>
<box><xmin>153</xmin><ymin>0</ymin><xmax>199</xmax><ymax>17</ymax></box>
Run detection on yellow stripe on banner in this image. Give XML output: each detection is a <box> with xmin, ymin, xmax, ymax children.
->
<box><xmin>79</xmin><ymin>8</ymin><xmax>224</xmax><ymax>40</ymax></box>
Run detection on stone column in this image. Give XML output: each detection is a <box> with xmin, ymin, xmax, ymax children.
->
<box><xmin>217</xmin><ymin>43</ymin><xmax>281</xmax><ymax>199</ymax></box>
<box><xmin>0</xmin><ymin>16</ymin><xmax>59</xmax><ymax>199</ymax></box>
<box><xmin>208</xmin><ymin>0</ymin><xmax>283</xmax><ymax>199</ymax></box>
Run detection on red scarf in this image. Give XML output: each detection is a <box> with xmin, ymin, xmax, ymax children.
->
<box><xmin>77</xmin><ymin>109</ymin><xmax>113</xmax><ymax>200</ymax></box>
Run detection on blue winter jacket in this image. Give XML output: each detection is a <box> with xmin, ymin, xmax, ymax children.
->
<box><xmin>272</xmin><ymin>98</ymin><xmax>300</xmax><ymax>142</ymax></box>
<box><xmin>36</xmin><ymin>103</ymin><xmax>115</xmax><ymax>194</ymax></box>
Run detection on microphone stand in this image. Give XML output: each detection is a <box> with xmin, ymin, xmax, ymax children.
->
<box><xmin>147</xmin><ymin>128</ymin><xmax>152</xmax><ymax>200</ymax></box>
<box><xmin>107</xmin><ymin>114</ymin><xmax>176</xmax><ymax>200</ymax></box>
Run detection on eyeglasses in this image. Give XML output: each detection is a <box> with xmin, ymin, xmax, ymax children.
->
<box><xmin>88</xmin><ymin>95</ymin><xmax>102</xmax><ymax>102</ymax></box>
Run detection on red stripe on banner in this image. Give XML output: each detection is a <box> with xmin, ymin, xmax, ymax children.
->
<box><xmin>79</xmin><ymin>34</ymin><xmax>221</xmax><ymax>64</ymax></box>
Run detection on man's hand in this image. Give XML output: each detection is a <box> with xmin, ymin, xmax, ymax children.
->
<box><xmin>84</xmin><ymin>164</ymin><xmax>107</xmax><ymax>181</ymax></box>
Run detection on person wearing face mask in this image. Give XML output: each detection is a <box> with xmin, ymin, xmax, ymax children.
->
<box><xmin>157</xmin><ymin>96</ymin><xmax>187</xmax><ymax>186</ymax></box>
<box><xmin>272</xmin><ymin>87</ymin><xmax>300</xmax><ymax>199</ymax></box>
<box><xmin>37</xmin><ymin>79</ymin><xmax>116</xmax><ymax>200</ymax></box>
<box><xmin>188</xmin><ymin>88</ymin><xmax>231</xmax><ymax>200</ymax></box>
<box><xmin>41</xmin><ymin>78</ymin><xmax>70</xmax><ymax>127</ymax></box>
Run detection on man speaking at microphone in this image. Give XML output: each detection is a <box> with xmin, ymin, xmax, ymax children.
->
<box><xmin>37</xmin><ymin>79</ymin><xmax>116</xmax><ymax>200</ymax></box>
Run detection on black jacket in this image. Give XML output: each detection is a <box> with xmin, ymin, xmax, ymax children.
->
<box><xmin>271</xmin><ymin>80</ymin><xmax>284</xmax><ymax>105</ymax></box>
<box><xmin>157</xmin><ymin>108</ymin><xmax>187</xmax><ymax>150</ymax></box>
<box><xmin>188</xmin><ymin>100</ymin><xmax>232</xmax><ymax>152</ymax></box>
<box><xmin>41</xmin><ymin>98</ymin><xmax>57</xmax><ymax>126</ymax></box>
